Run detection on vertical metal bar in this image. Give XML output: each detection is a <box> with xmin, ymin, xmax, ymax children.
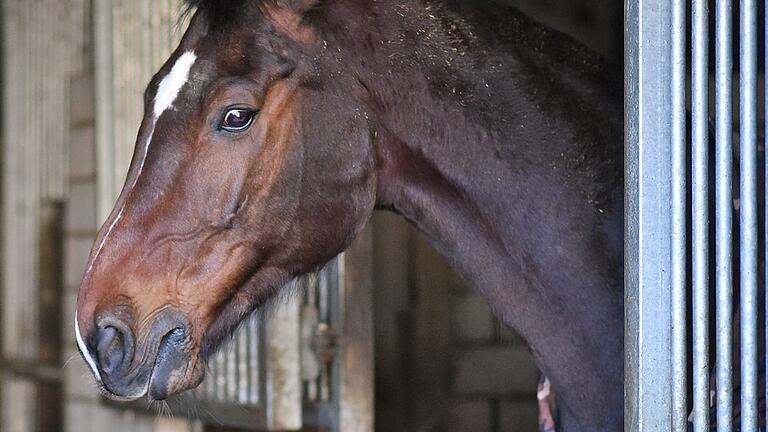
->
<box><xmin>625</xmin><ymin>0</ymin><xmax>675</xmax><ymax>429</ymax></box>
<box><xmin>671</xmin><ymin>0</ymin><xmax>688</xmax><ymax>428</ymax></box>
<box><xmin>740</xmin><ymin>0</ymin><xmax>759</xmax><ymax>429</ymax></box>
<box><xmin>715</xmin><ymin>0</ymin><xmax>734</xmax><ymax>429</ymax></box>
<box><xmin>765</xmin><ymin>0</ymin><xmax>768</xmax><ymax>424</ymax></box>
<box><xmin>692</xmin><ymin>0</ymin><xmax>710</xmax><ymax>430</ymax></box>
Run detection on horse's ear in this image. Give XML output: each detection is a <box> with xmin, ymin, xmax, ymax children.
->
<box><xmin>259</xmin><ymin>0</ymin><xmax>321</xmax><ymax>43</ymax></box>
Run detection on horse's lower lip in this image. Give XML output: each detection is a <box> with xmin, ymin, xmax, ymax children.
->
<box><xmin>147</xmin><ymin>328</ymin><xmax>189</xmax><ymax>400</ymax></box>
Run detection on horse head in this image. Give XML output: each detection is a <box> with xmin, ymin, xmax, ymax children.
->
<box><xmin>75</xmin><ymin>0</ymin><xmax>376</xmax><ymax>400</ymax></box>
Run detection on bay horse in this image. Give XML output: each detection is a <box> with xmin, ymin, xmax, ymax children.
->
<box><xmin>74</xmin><ymin>0</ymin><xmax>623</xmax><ymax>430</ymax></box>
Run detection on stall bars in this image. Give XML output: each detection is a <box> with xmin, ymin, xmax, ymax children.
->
<box><xmin>626</xmin><ymin>0</ymin><xmax>764</xmax><ymax>431</ymax></box>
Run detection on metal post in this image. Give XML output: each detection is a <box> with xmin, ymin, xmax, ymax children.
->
<box><xmin>691</xmin><ymin>0</ymin><xmax>710</xmax><ymax>430</ymax></box>
<box><xmin>715</xmin><ymin>0</ymin><xmax>734</xmax><ymax>430</ymax></box>
<box><xmin>765</xmin><ymin>0</ymin><xmax>768</xmax><ymax>424</ymax></box>
<box><xmin>740</xmin><ymin>0</ymin><xmax>759</xmax><ymax>430</ymax></box>
<box><xmin>671</xmin><ymin>0</ymin><xmax>688</xmax><ymax>428</ymax></box>
<box><xmin>624</xmin><ymin>0</ymin><xmax>676</xmax><ymax>430</ymax></box>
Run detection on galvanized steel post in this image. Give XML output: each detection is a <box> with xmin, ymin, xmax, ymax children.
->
<box><xmin>715</xmin><ymin>0</ymin><xmax>734</xmax><ymax>430</ymax></box>
<box><xmin>691</xmin><ymin>0</ymin><xmax>710</xmax><ymax>430</ymax></box>
<box><xmin>625</xmin><ymin>0</ymin><xmax>678</xmax><ymax>430</ymax></box>
<box><xmin>671</xmin><ymin>0</ymin><xmax>688</xmax><ymax>428</ymax></box>
<box><xmin>740</xmin><ymin>0</ymin><xmax>760</xmax><ymax>429</ymax></box>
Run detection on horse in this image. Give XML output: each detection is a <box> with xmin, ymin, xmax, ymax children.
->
<box><xmin>74</xmin><ymin>0</ymin><xmax>624</xmax><ymax>430</ymax></box>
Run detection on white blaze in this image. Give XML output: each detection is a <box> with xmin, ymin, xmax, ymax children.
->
<box><xmin>77</xmin><ymin>51</ymin><xmax>197</xmax><ymax>382</ymax></box>
<box><xmin>153</xmin><ymin>51</ymin><xmax>197</xmax><ymax>118</ymax></box>
<box><xmin>75</xmin><ymin>312</ymin><xmax>101</xmax><ymax>381</ymax></box>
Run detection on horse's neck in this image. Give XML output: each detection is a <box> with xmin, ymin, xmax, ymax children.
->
<box><xmin>339</xmin><ymin>2</ymin><xmax>625</xmax><ymax>430</ymax></box>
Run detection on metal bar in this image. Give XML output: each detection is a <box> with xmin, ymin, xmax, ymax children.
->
<box><xmin>715</xmin><ymin>0</ymin><xmax>734</xmax><ymax>429</ymax></box>
<box><xmin>671</xmin><ymin>0</ymin><xmax>688</xmax><ymax>428</ymax></box>
<box><xmin>691</xmin><ymin>0</ymin><xmax>710</xmax><ymax>430</ymax></box>
<box><xmin>625</xmin><ymin>0</ymin><xmax>675</xmax><ymax>428</ymax></box>
<box><xmin>740</xmin><ymin>0</ymin><xmax>759</xmax><ymax>429</ymax></box>
<box><xmin>765</xmin><ymin>0</ymin><xmax>768</xmax><ymax>424</ymax></box>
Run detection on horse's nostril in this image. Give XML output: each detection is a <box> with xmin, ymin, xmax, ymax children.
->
<box><xmin>96</xmin><ymin>325</ymin><xmax>129</xmax><ymax>375</ymax></box>
<box><xmin>156</xmin><ymin>327</ymin><xmax>186</xmax><ymax>358</ymax></box>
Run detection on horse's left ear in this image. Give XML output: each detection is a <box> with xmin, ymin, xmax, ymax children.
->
<box><xmin>260</xmin><ymin>0</ymin><xmax>321</xmax><ymax>43</ymax></box>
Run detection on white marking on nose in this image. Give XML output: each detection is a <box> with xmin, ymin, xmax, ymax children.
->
<box><xmin>84</xmin><ymin>50</ymin><xmax>197</xmax><ymax>278</ymax></box>
<box><xmin>75</xmin><ymin>312</ymin><xmax>102</xmax><ymax>381</ymax></box>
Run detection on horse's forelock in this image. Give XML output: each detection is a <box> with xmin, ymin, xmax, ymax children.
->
<box><xmin>185</xmin><ymin>0</ymin><xmax>321</xmax><ymax>17</ymax></box>
<box><xmin>183</xmin><ymin>0</ymin><xmax>250</xmax><ymax>24</ymax></box>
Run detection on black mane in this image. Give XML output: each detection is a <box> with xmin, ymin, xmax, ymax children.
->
<box><xmin>183</xmin><ymin>0</ymin><xmax>250</xmax><ymax>28</ymax></box>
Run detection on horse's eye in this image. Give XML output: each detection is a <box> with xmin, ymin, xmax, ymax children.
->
<box><xmin>220</xmin><ymin>108</ymin><xmax>256</xmax><ymax>133</ymax></box>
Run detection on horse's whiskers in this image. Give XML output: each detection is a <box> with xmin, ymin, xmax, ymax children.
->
<box><xmin>62</xmin><ymin>352</ymin><xmax>80</xmax><ymax>368</ymax></box>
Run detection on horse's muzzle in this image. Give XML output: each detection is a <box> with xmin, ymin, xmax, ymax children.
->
<box><xmin>88</xmin><ymin>307</ymin><xmax>194</xmax><ymax>401</ymax></box>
